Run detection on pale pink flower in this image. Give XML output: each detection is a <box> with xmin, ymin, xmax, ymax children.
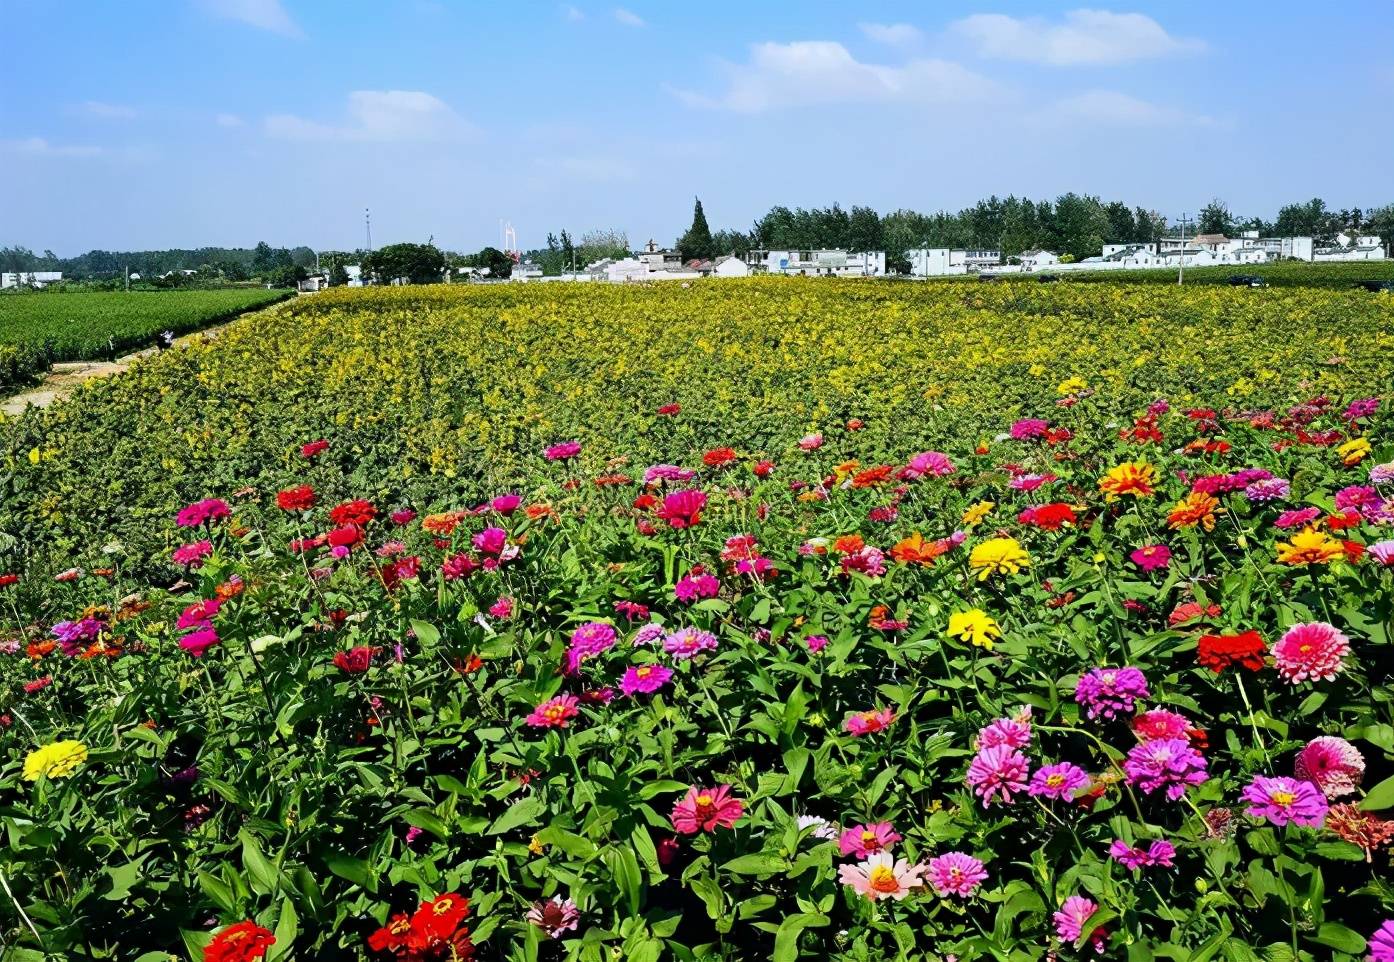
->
<box><xmin>1272</xmin><ymin>622</ymin><xmax>1350</xmax><ymax>684</ymax></box>
<box><xmin>837</xmin><ymin>851</ymin><xmax>925</xmax><ymax>901</ymax></box>
<box><xmin>1294</xmin><ymin>736</ymin><xmax>1364</xmax><ymax>798</ymax></box>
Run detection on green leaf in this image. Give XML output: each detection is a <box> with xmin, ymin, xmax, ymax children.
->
<box><xmin>410</xmin><ymin>619</ymin><xmax>441</xmax><ymax>648</ymax></box>
<box><xmin>322</xmin><ymin>852</ymin><xmax>377</xmax><ymax>893</ymax></box>
<box><xmin>772</xmin><ymin>912</ymin><xmax>829</xmax><ymax>962</ymax></box>
<box><xmin>1312</xmin><ymin>922</ymin><xmax>1366</xmax><ymax>954</ymax></box>
<box><xmin>1361</xmin><ymin>774</ymin><xmax>1394</xmax><ymax>811</ymax></box>
<box><xmin>488</xmin><ymin>793</ymin><xmax>547</xmax><ymax>834</ymax></box>
<box><xmin>266</xmin><ymin>898</ymin><xmax>299</xmax><ymax>962</ymax></box>
<box><xmin>240</xmin><ymin>831</ymin><xmax>283</xmax><ymax>896</ymax></box>
<box><xmin>721</xmin><ymin>853</ymin><xmax>787</xmax><ymax>876</ymax></box>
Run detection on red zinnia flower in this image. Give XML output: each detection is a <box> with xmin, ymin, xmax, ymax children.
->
<box><xmin>1197</xmin><ymin>630</ymin><xmax>1265</xmax><ymax>673</ymax></box>
<box><xmin>204</xmin><ymin>920</ymin><xmax>275</xmax><ymax>962</ymax></box>
<box><xmin>301</xmin><ymin>439</ymin><xmax>330</xmax><ymax>459</ymax></box>
<box><xmin>329</xmin><ymin>499</ymin><xmax>377</xmax><ymax>528</ymax></box>
<box><xmin>657</xmin><ymin>403</ymin><xmax>681</xmax><ymax>416</ymax></box>
<box><xmin>703</xmin><ymin>447</ymin><xmax>737</xmax><ymax>468</ymax></box>
<box><xmin>1017</xmin><ymin>503</ymin><xmax>1077</xmax><ymax>531</ymax></box>
<box><xmin>276</xmin><ymin>485</ymin><xmax>316</xmax><ymax>512</ymax></box>
<box><xmin>333</xmin><ymin>646</ymin><xmax>375</xmax><ymax>673</ymax></box>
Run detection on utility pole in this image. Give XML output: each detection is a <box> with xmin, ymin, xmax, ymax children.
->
<box><xmin>124</xmin><ymin>264</ymin><xmax>129</xmax><ymax>292</ymax></box>
<box><xmin>365</xmin><ymin>208</ymin><xmax>373</xmax><ymax>252</ymax></box>
<box><xmin>1177</xmin><ymin>213</ymin><xmax>1191</xmax><ymax>286</ymax></box>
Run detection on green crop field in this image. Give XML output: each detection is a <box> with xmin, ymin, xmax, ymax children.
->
<box><xmin>1037</xmin><ymin>259</ymin><xmax>1394</xmax><ymax>289</ymax></box>
<box><xmin>0</xmin><ymin>288</ymin><xmax>291</xmax><ymax>387</ymax></box>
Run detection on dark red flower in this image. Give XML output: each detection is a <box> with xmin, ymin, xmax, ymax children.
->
<box><xmin>276</xmin><ymin>485</ymin><xmax>316</xmax><ymax>512</ymax></box>
<box><xmin>301</xmin><ymin>439</ymin><xmax>330</xmax><ymax>459</ymax></box>
<box><xmin>0</xmin><ymin>574</ymin><xmax>19</xmax><ymax>588</ymax></box>
<box><xmin>657</xmin><ymin>403</ymin><xmax>681</xmax><ymax>416</ymax></box>
<box><xmin>327</xmin><ymin>525</ymin><xmax>363</xmax><ymax>551</ymax></box>
<box><xmin>333</xmin><ymin>646</ymin><xmax>375</xmax><ymax>673</ymax></box>
<box><xmin>1197</xmin><ymin>630</ymin><xmax>1265</xmax><ymax>674</ymax></box>
<box><xmin>205</xmin><ymin>920</ymin><xmax>275</xmax><ymax>962</ymax></box>
<box><xmin>330</xmin><ymin>499</ymin><xmax>377</xmax><ymax>528</ymax></box>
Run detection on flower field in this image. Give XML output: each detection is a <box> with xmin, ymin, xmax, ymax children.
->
<box><xmin>3</xmin><ymin>279</ymin><xmax>1394</xmax><ymax>961</ymax></box>
<box><xmin>0</xmin><ymin>289</ymin><xmax>290</xmax><ymax>388</ymax></box>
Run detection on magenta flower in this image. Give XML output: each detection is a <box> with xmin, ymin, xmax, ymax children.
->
<box><xmin>671</xmin><ymin>784</ymin><xmax>743</xmax><ymax>834</ymax></box>
<box><xmin>1275</xmin><ymin>506</ymin><xmax>1322</xmax><ymax>529</ymax></box>
<box><xmin>967</xmin><ymin>745</ymin><xmax>1030</xmax><ymax>806</ymax></box>
<box><xmin>1371</xmin><ymin>541</ymin><xmax>1394</xmax><ymax>567</ymax></box>
<box><xmin>1242</xmin><ymin>774</ymin><xmax>1328</xmax><ymax>827</ymax></box>
<box><xmin>656</xmin><ymin>489</ymin><xmax>707</xmax><ymax>529</ymax></box>
<box><xmin>838</xmin><ymin>822</ymin><xmax>901</xmax><ymax>858</ymax></box>
<box><xmin>1131</xmin><ymin>709</ymin><xmax>1194</xmax><ymax>742</ymax></box>
<box><xmin>488</xmin><ymin>596</ymin><xmax>514</xmax><ymax>619</ymax></box>
<box><xmin>1272</xmin><ymin>622</ymin><xmax>1350</xmax><ymax>684</ymax></box>
<box><xmin>619</xmin><ymin>663</ymin><xmax>673</xmax><ymax>696</ymax></box>
<box><xmin>1123</xmin><ymin>738</ymin><xmax>1208</xmax><ymax>800</ymax></box>
<box><xmin>1074</xmin><ymin>666</ymin><xmax>1150</xmax><ymax>720</ymax></box>
<box><xmin>491</xmin><ymin>493</ymin><xmax>521</xmax><ymax>514</ymax></box>
<box><xmin>1010</xmin><ymin>418</ymin><xmax>1049</xmax><ymax>441</ymax></box>
<box><xmin>565</xmin><ymin>621</ymin><xmax>617</xmax><ymax>673</ymax></box>
<box><xmin>632</xmin><ymin>623</ymin><xmax>666</xmax><ymax>646</ymax></box>
<box><xmin>525</xmin><ymin>694</ymin><xmax>581</xmax><ymax>729</ymax></box>
<box><xmin>977</xmin><ymin>715</ymin><xmax>1032</xmax><ymax>750</ymax></box>
<box><xmin>902</xmin><ymin>450</ymin><xmax>956</xmax><ymax>479</ymax></box>
<box><xmin>663</xmin><ymin>626</ymin><xmax>718</xmax><ymax>660</ymax></box>
<box><xmin>1109</xmin><ymin>839</ymin><xmax>1176</xmax><ymax>870</ymax></box>
<box><xmin>526</xmin><ymin>896</ymin><xmax>579</xmax><ymax>939</ymax></box>
<box><xmin>844</xmin><ymin>708</ymin><xmax>895</xmax><ymax>736</ymax></box>
<box><xmin>1029</xmin><ymin>762</ymin><xmax>1089</xmax><ymax>801</ymax></box>
<box><xmin>179</xmin><ymin>626</ymin><xmax>220</xmax><ymax>657</ymax></box>
<box><xmin>1294</xmin><ymin>736</ymin><xmax>1364</xmax><ymax>798</ymax></box>
<box><xmin>926</xmin><ymin>852</ymin><xmax>988</xmax><ymax>896</ymax></box>
<box><xmin>1054</xmin><ymin>895</ymin><xmax>1105</xmax><ymax>952</ymax></box>
<box><xmin>1244</xmin><ymin>478</ymin><xmax>1290</xmax><ymax>503</ymax></box>
<box><xmin>805</xmin><ymin>634</ymin><xmax>829</xmax><ymax>654</ymax></box>
<box><xmin>1129</xmin><ymin>544</ymin><xmax>1172</xmax><ymax>572</ymax></box>
<box><xmin>175</xmin><ymin>498</ymin><xmax>231</xmax><ymax>527</ymax></box>
<box><xmin>674</xmin><ymin>571</ymin><xmax>720</xmax><ymax>603</ymax></box>
<box><xmin>1370</xmin><ymin>921</ymin><xmax>1394</xmax><ymax>962</ymax></box>
<box><xmin>472</xmin><ymin>526</ymin><xmax>509</xmax><ymax>555</ymax></box>
<box><xmin>544</xmin><ymin>441</ymin><xmax>581</xmax><ymax>461</ymax></box>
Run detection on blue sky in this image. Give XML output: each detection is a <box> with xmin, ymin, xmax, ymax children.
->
<box><xmin>3</xmin><ymin>0</ymin><xmax>1391</xmax><ymax>255</ymax></box>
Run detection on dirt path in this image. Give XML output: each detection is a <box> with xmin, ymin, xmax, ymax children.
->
<box><xmin>1</xmin><ymin>299</ymin><xmax>292</xmax><ymax>418</ymax></box>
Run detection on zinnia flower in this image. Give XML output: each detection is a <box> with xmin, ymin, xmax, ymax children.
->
<box><xmin>545</xmin><ymin>441</ymin><xmax>582</xmax><ymax>461</ymax></box>
<box><xmin>179</xmin><ymin>626</ymin><xmax>221</xmax><ymax>657</ymax></box>
<box><xmin>968</xmin><ymin>538</ymin><xmax>1030</xmax><ymax>580</ymax></box>
<box><xmin>1271</xmin><ymin>622</ymin><xmax>1350</xmax><ymax>684</ymax></box>
<box><xmin>1338</xmin><ymin>437</ymin><xmax>1371</xmax><ymax>466</ymax></box>
<box><xmin>1109</xmin><ymin>839</ymin><xmax>1176</xmax><ymax>870</ymax></box>
<box><xmin>1099</xmin><ymin>461</ymin><xmax>1157</xmax><ymax>499</ymax></box>
<box><xmin>1197</xmin><ymin>630</ymin><xmax>1266</xmax><ymax>673</ymax></box>
<box><xmin>926</xmin><ymin>851</ymin><xmax>988</xmax><ymax>897</ymax></box>
<box><xmin>204</xmin><ymin>920</ymin><xmax>276</xmax><ymax>962</ymax></box>
<box><xmin>23</xmin><ymin>740</ymin><xmax>88</xmax><ymax>781</ymax></box>
<box><xmin>1370</xmin><ymin>921</ymin><xmax>1394</xmax><ymax>962</ymax></box>
<box><xmin>1029</xmin><ymin>762</ymin><xmax>1089</xmax><ymax>801</ymax></box>
<box><xmin>656</xmin><ymin>489</ymin><xmax>707</xmax><ymax>528</ymax></box>
<box><xmin>619</xmin><ymin>663</ymin><xmax>673</xmax><ymax>696</ymax></box>
<box><xmin>526</xmin><ymin>896</ymin><xmax>580</xmax><ymax>939</ymax></box>
<box><xmin>1327</xmin><ymin>804</ymin><xmax>1394</xmax><ymax>861</ymax></box>
<box><xmin>1054</xmin><ymin>895</ymin><xmax>1106</xmax><ymax>952</ymax></box>
<box><xmin>1131</xmin><ymin>709</ymin><xmax>1195</xmax><ymax>743</ymax></box>
<box><xmin>978</xmin><ymin>715</ymin><xmax>1032</xmax><ymax>750</ymax></box>
<box><xmin>967</xmin><ymin>745</ymin><xmax>1030</xmax><ymax>806</ymax></box>
<box><xmin>663</xmin><ymin>626</ymin><xmax>718</xmax><ymax>660</ymax></box>
<box><xmin>276</xmin><ymin>485</ymin><xmax>315</xmax><ymax>511</ymax></box>
<box><xmin>947</xmin><ymin>609</ymin><xmax>1001</xmax><ymax>650</ymax></box>
<box><xmin>333</xmin><ymin>646</ymin><xmax>374</xmax><ymax>673</ymax></box>
<box><xmin>1241</xmin><ymin>774</ymin><xmax>1328</xmax><ymax>827</ymax></box>
<box><xmin>1294</xmin><ymin>736</ymin><xmax>1364</xmax><ymax>798</ymax></box>
<box><xmin>670</xmin><ymin>784</ymin><xmax>743</xmax><ymax>833</ymax></box>
<box><xmin>1075</xmin><ymin>666</ymin><xmax>1149</xmax><ymax>720</ymax></box>
<box><xmin>1276</xmin><ymin>527</ymin><xmax>1345</xmax><ymax>565</ymax></box>
<box><xmin>525</xmin><ymin>694</ymin><xmax>580</xmax><ymax>729</ymax></box>
<box><xmin>844</xmin><ymin>708</ymin><xmax>895</xmax><ymax>736</ymax></box>
<box><xmin>1123</xmin><ymin>738</ymin><xmax>1208</xmax><ymax>800</ymax></box>
<box><xmin>837</xmin><ymin>851</ymin><xmax>926</xmax><ymax>901</ymax></box>
<box><xmin>1167</xmin><ymin>491</ymin><xmax>1218</xmax><ymax>531</ymax></box>
<box><xmin>838</xmin><ymin>822</ymin><xmax>901</xmax><ymax>858</ymax></box>
<box><xmin>1018</xmin><ymin>503</ymin><xmax>1077</xmax><ymax>531</ymax></box>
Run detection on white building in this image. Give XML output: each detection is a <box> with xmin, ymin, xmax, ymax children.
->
<box><xmin>907</xmin><ymin>249</ymin><xmax>1000</xmax><ymax>276</ymax></box>
<box><xmin>1315</xmin><ymin>234</ymin><xmax>1388</xmax><ymax>261</ymax></box>
<box><xmin>510</xmin><ymin>262</ymin><xmax>544</xmax><ymax>282</ymax></box>
<box><xmin>2</xmin><ymin>271</ymin><xmax>63</xmax><ymax>288</ymax></box>
<box><xmin>711</xmin><ymin>255</ymin><xmax>749</xmax><ymax>277</ymax></box>
<box><xmin>747</xmin><ymin>249</ymin><xmax>885</xmax><ymax>276</ymax></box>
<box><xmin>298</xmin><ymin>274</ymin><xmax>329</xmax><ymax>292</ymax></box>
<box><xmin>1019</xmin><ymin>250</ymin><xmax>1059</xmax><ymax>270</ymax></box>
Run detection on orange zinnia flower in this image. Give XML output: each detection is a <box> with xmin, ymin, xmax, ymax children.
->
<box><xmin>1276</xmin><ymin>527</ymin><xmax>1345</xmax><ymax>565</ymax></box>
<box><xmin>833</xmin><ymin>534</ymin><xmax>866</xmax><ymax>555</ymax></box>
<box><xmin>889</xmin><ymin>532</ymin><xmax>949</xmax><ymax>566</ymax></box>
<box><xmin>1099</xmin><ymin>462</ymin><xmax>1157</xmax><ymax>499</ymax></box>
<box><xmin>1167</xmin><ymin>492</ymin><xmax>1218</xmax><ymax>531</ymax></box>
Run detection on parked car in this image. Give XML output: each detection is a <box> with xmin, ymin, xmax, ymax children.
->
<box><xmin>1228</xmin><ymin>275</ymin><xmax>1266</xmax><ymax>287</ymax></box>
<box><xmin>1354</xmin><ymin>280</ymin><xmax>1394</xmax><ymax>293</ymax></box>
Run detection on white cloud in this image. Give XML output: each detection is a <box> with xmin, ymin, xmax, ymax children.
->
<box><xmin>1039</xmin><ymin>90</ymin><xmax>1213</xmax><ymax>127</ymax></box>
<box><xmin>672</xmin><ymin>41</ymin><xmax>1006</xmax><ymax>113</ymax></box>
<box><xmin>858</xmin><ymin>22</ymin><xmax>922</xmax><ymax>46</ymax></box>
<box><xmin>264</xmin><ymin>90</ymin><xmax>477</xmax><ymax>142</ymax></box>
<box><xmin>215</xmin><ymin>113</ymin><xmax>246</xmax><ymax>127</ymax></box>
<box><xmin>563</xmin><ymin>4</ymin><xmax>584</xmax><ymax>21</ymax></box>
<box><xmin>77</xmin><ymin>100</ymin><xmax>137</xmax><ymax>120</ymax></box>
<box><xmin>199</xmin><ymin>0</ymin><xmax>301</xmax><ymax>37</ymax></box>
<box><xmin>613</xmin><ymin>7</ymin><xmax>644</xmax><ymax>27</ymax></box>
<box><xmin>952</xmin><ymin>9</ymin><xmax>1203</xmax><ymax>66</ymax></box>
<box><xmin>1</xmin><ymin>136</ymin><xmax>106</xmax><ymax>158</ymax></box>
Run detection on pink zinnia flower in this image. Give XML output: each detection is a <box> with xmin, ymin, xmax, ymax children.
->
<box><xmin>565</xmin><ymin>622</ymin><xmax>618</xmax><ymax>673</ymax></box>
<box><xmin>902</xmin><ymin>450</ymin><xmax>955</xmax><ymax>479</ymax></box>
<box><xmin>967</xmin><ymin>745</ymin><xmax>1030</xmax><ymax>806</ymax></box>
<box><xmin>977</xmin><ymin>715</ymin><xmax>1032</xmax><ymax>750</ymax></box>
<box><xmin>544</xmin><ymin>441</ymin><xmax>581</xmax><ymax>461</ymax></box>
<box><xmin>1370</xmin><ymin>921</ymin><xmax>1394</xmax><ymax>962</ymax></box>
<box><xmin>177</xmin><ymin>598</ymin><xmax>222</xmax><ymax>630</ymax></box>
<box><xmin>619</xmin><ymin>663</ymin><xmax>673</xmax><ymax>696</ymax></box>
<box><xmin>838</xmin><ymin>822</ymin><xmax>901</xmax><ymax>858</ymax></box>
<box><xmin>663</xmin><ymin>626</ymin><xmax>718</xmax><ymax>660</ymax></box>
<box><xmin>674</xmin><ymin>571</ymin><xmax>720</xmax><ymax>603</ymax></box>
<box><xmin>1123</xmin><ymin>738</ymin><xmax>1208</xmax><ymax>800</ymax></box>
<box><xmin>1010</xmin><ymin>472</ymin><xmax>1056</xmax><ymax>491</ymax></box>
<box><xmin>1129</xmin><ymin>544</ymin><xmax>1172</xmax><ymax>572</ymax></box>
<box><xmin>670</xmin><ymin>784</ymin><xmax>743</xmax><ymax>834</ymax></box>
<box><xmin>632</xmin><ymin>623</ymin><xmax>666</xmax><ymax>646</ymax></box>
<box><xmin>1075</xmin><ymin>666</ymin><xmax>1150</xmax><ymax>720</ymax></box>
<box><xmin>837</xmin><ymin>851</ymin><xmax>925</xmax><ymax>901</ymax></box>
<box><xmin>1131</xmin><ymin>709</ymin><xmax>1194</xmax><ymax>742</ymax></box>
<box><xmin>491</xmin><ymin>493</ymin><xmax>521</xmax><ymax>514</ymax></box>
<box><xmin>172</xmin><ymin>540</ymin><xmax>213</xmax><ymax>568</ymax></box>
<box><xmin>844</xmin><ymin>708</ymin><xmax>895</xmax><ymax>736</ymax></box>
<box><xmin>489</xmin><ymin>596</ymin><xmax>514</xmax><ymax>619</ymax></box>
<box><xmin>179</xmin><ymin>626</ymin><xmax>220</xmax><ymax>657</ymax></box>
<box><xmin>1271</xmin><ymin>622</ymin><xmax>1350</xmax><ymax>684</ymax></box>
<box><xmin>1370</xmin><ymin>541</ymin><xmax>1394</xmax><ymax>566</ymax></box>
<box><xmin>805</xmin><ymin>634</ymin><xmax>829</xmax><ymax>654</ymax></box>
<box><xmin>1029</xmin><ymin>762</ymin><xmax>1089</xmax><ymax>801</ymax></box>
<box><xmin>799</xmin><ymin>433</ymin><xmax>824</xmax><ymax>451</ymax></box>
<box><xmin>1054</xmin><ymin>895</ymin><xmax>1106</xmax><ymax>953</ymax></box>
<box><xmin>926</xmin><ymin>851</ymin><xmax>987</xmax><ymax>897</ymax></box>
<box><xmin>473</xmin><ymin>526</ymin><xmax>509</xmax><ymax>555</ymax></box>
<box><xmin>1109</xmin><ymin>839</ymin><xmax>1176</xmax><ymax>870</ymax></box>
<box><xmin>526</xmin><ymin>896</ymin><xmax>580</xmax><ymax>939</ymax></box>
<box><xmin>1242</xmin><ymin>774</ymin><xmax>1328</xmax><ymax>827</ymax></box>
<box><xmin>656</xmin><ymin>489</ymin><xmax>707</xmax><ymax>529</ymax></box>
<box><xmin>1275</xmin><ymin>506</ymin><xmax>1322</xmax><ymax>529</ymax></box>
<box><xmin>525</xmin><ymin>694</ymin><xmax>580</xmax><ymax>729</ymax></box>
<box><xmin>1294</xmin><ymin>736</ymin><xmax>1364</xmax><ymax>798</ymax></box>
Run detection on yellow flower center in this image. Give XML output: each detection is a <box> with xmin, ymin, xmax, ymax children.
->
<box><xmin>1272</xmin><ymin>791</ymin><xmax>1296</xmax><ymax>806</ymax></box>
<box><xmin>1047</xmin><ymin>774</ymin><xmax>1065</xmax><ymax>788</ymax></box>
<box><xmin>696</xmin><ymin>794</ymin><xmax>713</xmax><ymax>807</ymax></box>
<box><xmin>868</xmin><ymin>866</ymin><xmax>900</xmax><ymax>892</ymax></box>
<box><xmin>636</xmin><ymin>666</ymin><xmax>652</xmax><ymax>678</ymax></box>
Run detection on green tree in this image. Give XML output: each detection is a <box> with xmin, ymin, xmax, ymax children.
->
<box><xmin>678</xmin><ymin>197</ymin><xmax>715</xmax><ymax>260</ymax></box>
<box><xmin>329</xmin><ymin>263</ymin><xmax>350</xmax><ymax>286</ymax></box>
<box><xmin>363</xmin><ymin>243</ymin><xmax>447</xmax><ymax>285</ymax></box>
<box><xmin>1198</xmin><ymin>199</ymin><xmax>1235</xmax><ymax>236</ymax></box>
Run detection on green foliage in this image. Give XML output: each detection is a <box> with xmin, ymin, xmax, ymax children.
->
<box><xmin>362</xmin><ymin>243</ymin><xmax>447</xmax><ymax>286</ymax></box>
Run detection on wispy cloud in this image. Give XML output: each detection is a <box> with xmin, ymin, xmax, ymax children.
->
<box><xmin>1038</xmin><ymin>90</ymin><xmax>1214</xmax><ymax>127</ymax></box>
<box><xmin>858</xmin><ymin>22</ymin><xmax>922</xmax><ymax>46</ymax></box>
<box><xmin>76</xmin><ymin>100</ymin><xmax>138</xmax><ymax>120</ymax></box>
<box><xmin>613</xmin><ymin>7</ymin><xmax>644</xmax><ymax>27</ymax></box>
<box><xmin>198</xmin><ymin>0</ymin><xmax>301</xmax><ymax>37</ymax></box>
<box><xmin>951</xmin><ymin>10</ymin><xmax>1204</xmax><ymax>66</ymax></box>
<box><xmin>215</xmin><ymin>113</ymin><xmax>246</xmax><ymax>127</ymax></box>
<box><xmin>672</xmin><ymin>41</ymin><xmax>1006</xmax><ymax>113</ymax></box>
<box><xmin>265</xmin><ymin>90</ymin><xmax>477</xmax><ymax>142</ymax></box>
<box><xmin>562</xmin><ymin>4</ymin><xmax>584</xmax><ymax>22</ymax></box>
<box><xmin>1</xmin><ymin>136</ymin><xmax>107</xmax><ymax>158</ymax></box>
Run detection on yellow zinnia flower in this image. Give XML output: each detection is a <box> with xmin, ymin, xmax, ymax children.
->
<box><xmin>961</xmin><ymin>501</ymin><xmax>995</xmax><ymax>526</ymax></box>
<box><xmin>1099</xmin><ymin>461</ymin><xmax>1157</xmax><ymax>500</ymax></box>
<box><xmin>1337</xmin><ymin>438</ymin><xmax>1371</xmax><ymax>466</ymax></box>
<box><xmin>1275</xmin><ymin>527</ymin><xmax>1344</xmax><ymax>565</ymax></box>
<box><xmin>23</xmin><ymin>740</ymin><xmax>88</xmax><ymax>781</ymax></box>
<box><xmin>947</xmin><ymin>609</ymin><xmax>1001</xmax><ymax>649</ymax></box>
<box><xmin>969</xmin><ymin>538</ymin><xmax>1030</xmax><ymax>580</ymax></box>
<box><xmin>1057</xmin><ymin>376</ymin><xmax>1087</xmax><ymax>395</ymax></box>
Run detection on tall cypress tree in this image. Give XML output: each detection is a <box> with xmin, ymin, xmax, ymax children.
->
<box><xmin>679</xmin><ymin>196</ymin><xmax>715</xmax><ymax>261</ymax></box>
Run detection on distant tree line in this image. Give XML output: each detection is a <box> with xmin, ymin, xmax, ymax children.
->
<box><xmin>0</xmin><ymin>241</ymin><xmax>317</xmax><ymax>287</ymax></box>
